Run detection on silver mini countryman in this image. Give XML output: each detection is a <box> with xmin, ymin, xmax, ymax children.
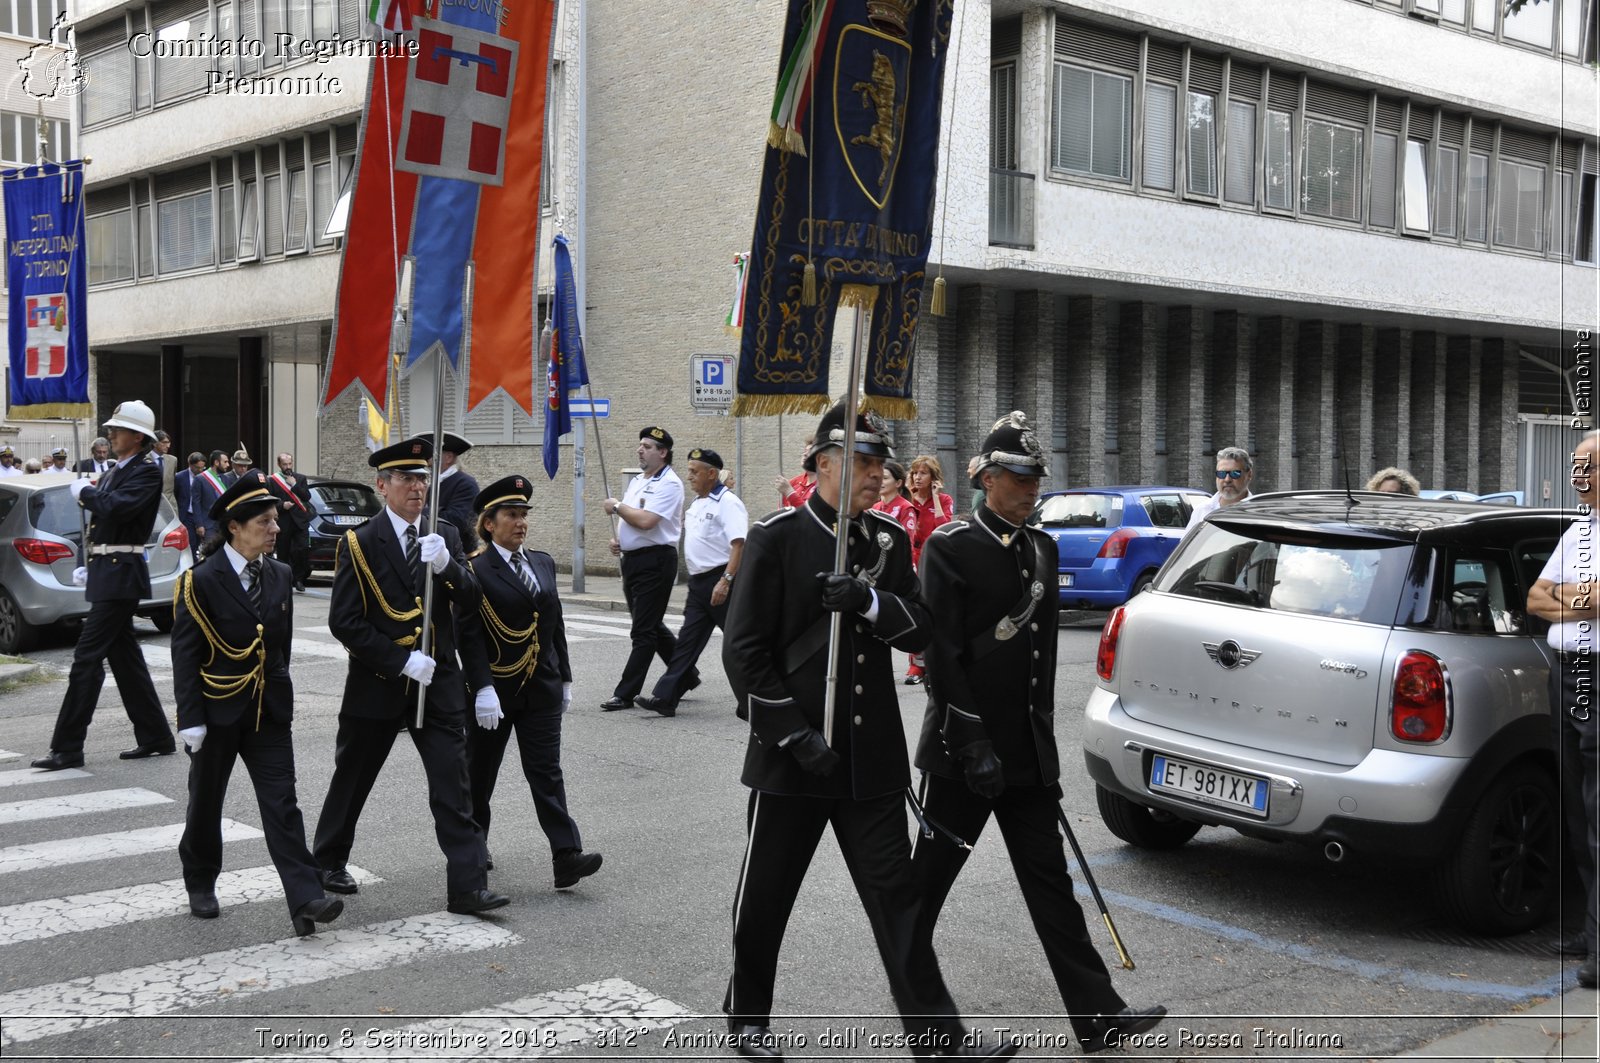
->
<box><xmin>1084</xmin><ymin>491</ymin><xmax>1571</xmax><ymax>935</ymax></box>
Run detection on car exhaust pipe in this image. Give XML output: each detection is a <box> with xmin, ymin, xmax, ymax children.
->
<box><xmin>1324</xmin><ymin>841</ymin><xmax>1345</xmax><ymax>863</ymax></box>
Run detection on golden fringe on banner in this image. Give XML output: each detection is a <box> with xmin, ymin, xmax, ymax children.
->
<box><xmin>732</xmin><ymin>393</ymin><xmax>832</xmax><ymax>418</ymax></box>
<box><xmin>723</xmin><ymin>325</ymin><xmax>743</xmax><ymax>337</ymax></box>
<box><xmin>838</xmin><ymin>283</ymin><xmax>878</xmax><ymax>311</ymax></box>
<box><xmin>861</xmin><ymin>396</ymin><xmax>918</xmax><ymax>422</ymax></box>
<box><xmin>766</xmin><ymin>123</ymin><xmax>807</xmax><ymax>155</ymax></box>
<box><xmin>10</xmin><ymin>403</ymin><xmax>91</xmax><ymax>420</ymax></box>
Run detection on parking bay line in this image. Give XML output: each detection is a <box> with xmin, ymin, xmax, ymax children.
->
<box><xmin>0</xmin><ymin>865</ymin><xmax>382</xmax><ymax>948</ymax></box>
<box><xmin>235</xmin><ymin>977</ymin><xmax>695</xmax><ymax>1060</ymax></box>
<box><xmin>0</xmin><ymin>911</ymin><xmax>521</xmax><ymax>1047</ymax></box>
<box><xmin>0</xmin><ymin>820</ymin><xmax>264</xmax><ymax>876</ymax></box>
<box><xmin>0</xmin><ymin>767</ymin><xmax>92</xmax><ymax>787</ymax></box>
<box><xmin>0</xmin><ymin>787</ymin><xmax>172</xmax><ymax>826</ymax></box>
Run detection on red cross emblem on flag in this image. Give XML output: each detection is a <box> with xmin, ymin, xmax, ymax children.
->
<box><xmin>24</xmin><ymin>295</ymin><xmax>67</xmax><ymax>380</ymax></box>
<box><xmin>397</xmin><ymin>19</ymin><xmax>519</xmax><ymax>186</ymax></box>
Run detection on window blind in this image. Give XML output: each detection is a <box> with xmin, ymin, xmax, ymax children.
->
<box><xmin>1225</xmin><ymin>100</ymin><xmax>1256</xmax><ymax>204</ymax></box>
<box><xmin>1143</xmin><ymin>83</ymin><xmax>1176</xmax><ymax>190</ymax></box>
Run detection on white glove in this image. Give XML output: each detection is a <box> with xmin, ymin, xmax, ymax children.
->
<box><xmin>561</xmin><ymin>682</ymin><xmax>573</xmax><ymax>714</ymax></box>
<box><xmin>68</xmin><ymin>478</ymin><xmax>90</xmax><ymax>500</ymax></box>
<box><xmin>418</xmin><ymin>533</ymin><xmax>449</xmax><ymax>573</ymax></box>
<box><xmin>71</xmin><ymin>566</ymin><xmax>88</xmax><ymax>587</ymax></box>
<box><xmin>401</xmin><ymin>651</ymin><xmax>436</xmax><ymax>686</ymax></box>
<box><xmin>179</xmin><ymin>725</ymin><xmax>207</xmax><ymax>753</ymax></box>
<box><xmin>474</xmin><ymin>687</ymin><xmax>503</xmax><ymax>730</ymax></box>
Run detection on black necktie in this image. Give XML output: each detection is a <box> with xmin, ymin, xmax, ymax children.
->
<box><xmin>404</xmin><ymin>525</ymin><xmax>421</xmax><ymax>589</ymax></box>
<box><xmin>511</xmin><ymin>551</ymin><xmax>537</xmax><ymax>594</ymax></box>
<box><xmin>245</xmin><ymin>559</ymin><xmax>262</xmax><ymax>612</ymax></box>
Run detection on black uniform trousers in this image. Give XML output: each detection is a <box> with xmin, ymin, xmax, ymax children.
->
<box><xmin>276</xmin><ymin>527</ymin><xmax>311</xmax><ymax>584</ymax></box>
<box><xmin>179</xmin><ymin>717</ymin><xmax>323</xmax><ymax>914</ymax></box>
<box><xmin>468</xmin><ymin>706</ymin><xmax>581</xmax><ymax>854</ymax></box>
<box><xmin>725</xmin><ymin>789</ymin><xmax>962</xmax><ymax>1044</ymax></box>
<box><xmin>313</xmin><ymin>713</ymin><xmax>487</xmax><ymax>896</ymax></box>
<box><xmin>650</xmin><ymin>566</ymin><xmax>726</xmax><ymax>703</ymax></box>
<box><xmin>615</xmin><ymin>544</ymin><xmax>679</xmax><ymax>699</ymax></box>
<box><xmin>911</xmin><ymin>775</ymin><xmax>1125</xmax><ymax>1038</ymax></box>
<box><xmin>1552</xmin><ymin>655</ymin><xmax>1599</xmax><ymax>954</ymax></box>
<box><xmin>51</xmin><ymin>597</ymin><xmax>170</xmax><ymax>755</ymax></box>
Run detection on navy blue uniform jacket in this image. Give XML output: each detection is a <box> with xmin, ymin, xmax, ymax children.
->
<box><xmin>459</xmin><ymin>546</ymin><xmax>571</xmax><ymax>712</ymax></box>
<box><xmin>79</xmin><ymin>450</ymin><xmax>163</xmax><ymax>602</ymax></box>
<box><xmin>172</xmin><ymin>551</ymin><xmax>294</xmax><ymax>730</ymax></box>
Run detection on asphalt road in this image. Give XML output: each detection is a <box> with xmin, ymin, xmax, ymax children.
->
<box><xmin>0</xmin><ymin>588</ymin><xmax>1581</xmax><ymax>1061</ymax></box>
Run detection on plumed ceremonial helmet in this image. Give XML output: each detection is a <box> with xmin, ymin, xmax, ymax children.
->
<box><xmin>971</xmin><ymin>411</ymin><xmax>1049</xmax><ymax>488</ymax></box>
<box><xmin>804</xmin><ymin>399</ymin><xmax>894</xmax><ymax>472</ymax></box>
<box><xmin>475</xmin><ymin>474</ymin><xmax>534</xmax><ymax>513</ymax></box>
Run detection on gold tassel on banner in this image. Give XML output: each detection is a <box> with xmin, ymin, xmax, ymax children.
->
<box><xmin>929</xmin><ymin>275</ymin><xmax>947</xmax><ymax>317</ymax></box>
<box><xmin>732</xmin><ymin>393</ymin><xmax>832</xmax><ymax>418</ymax></box>
<box><xmin>862</xmin><ymin>396</ymin><xmax>919</xmax><ymax>421</ymax></box>
<box><xmin>801</xmin><ymin>261</ymin><xmax>818</xmax><ymax>306</ymax></box>
<box><xmin>838</xmin><ymin>283</ymin><xmax>878</xmax><ymax>311</ymax></box>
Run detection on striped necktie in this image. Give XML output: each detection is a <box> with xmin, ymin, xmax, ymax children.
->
<box><xmin>511</xmin><ymin>551</ymin><xmax>538</xmax><ymax>594</ymax></box>
<box><xmin>404</xmin><ymin>525</ymin><xmax>421</xmax><ymax>589</ymax></box>
<box><xmin>245</xmin><ymin>559</ymin><xmax>263</xmax><ymax>612</ymax></box>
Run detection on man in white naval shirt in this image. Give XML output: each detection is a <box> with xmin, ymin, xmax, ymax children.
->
<box><xmin>600</xmin><ymin>426</ymin><xmax>693</xmax><ymax>710</ymax></box>
<box><xmin>637</xmin><ymin>447</ymin><xmax>747</xmax><ymax>718</ymax></box>
<box><xmin>0</xmin><ymin>446</ymin><xmax>21</xmax><ymax>477</ymax></box>
<box><xmin>1527</xmin><ymin>429</ymin><xmax>1600</xmax><ymax>989</ymax></box>
<box><xmin>1185</xmin><ymin>446</ymin><xmax>1255</xmax><ymax>531</ymax></box>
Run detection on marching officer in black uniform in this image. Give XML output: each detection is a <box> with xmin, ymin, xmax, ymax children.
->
<box><xmin>311</xmin><ymin>438</ymin><xmax>508</xmax><ymax>915</ymax></box>
<box><xmin>174</xmin><ymin>473</ymin><xmax>343</xmax><ymax>935</ymax></box>
<box><xmin>911</xmin><ymin>413</ymin><xmax>1166</xmax><ymax>1055</ymax></box>
<box><xmin>418</xmin><ymin>432</ymin><xmax>480</xmax><ymax>543</ymax></box>
<box><xmin>720</xmin><ymin>400</ymin><xmax>1013</xmax><ymax>1061</ymax></box>
<box><xmin>32</xmin><ymin>400</ymin><xmax>174</xmax><ymax>771</ymax></box>
<box><xmin>460</xmin><ymin>475</ymin><xmax>603</xmax><ymax>890</ymax></box>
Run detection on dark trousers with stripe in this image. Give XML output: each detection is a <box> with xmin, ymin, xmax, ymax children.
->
<box><xmin>724</xmin><ymin>790</ymin><xmax>963</xmax><ymax>1044</ymax></box>
<box><xmin>615</xmin><ymin>545</ymin><xmax>679</xmax><ymax>699</ymax></box>
<box><xmin>650</xmin><ymin>567</ymin><xmax>726</xmax><ymax>703</ymax></box>
<box><xmin>179</xmin><ymin>717</ymin><xmax>324</xmax><ymax>914</ymax></box>
<box><xmin>1552</xmin><ymin>655</ymin><xmax>1600</xmax><ymax>955</ymax></box>
<box><xmin>911</xmin><ymin>775</ymin><xmax>1126</xmax><ymax>1039</ymax></box>
<box><xmin>50</xmin><ymin>597</ymin><xmax>170</xmax><ymax>755</ymax></box>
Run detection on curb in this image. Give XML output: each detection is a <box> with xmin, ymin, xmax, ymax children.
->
<box><xmin>0</xmin><ymin>661</ymin><xmax>41</xmax><ymax>686</ymax></box>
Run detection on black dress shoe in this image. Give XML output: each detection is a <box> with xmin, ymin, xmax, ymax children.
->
<box><xmin>293</xmin><ymin>581</ymin><xmax>307</xmax><ymax>593</ymax></box>
<box><xmin>921</xmin><ymin>1035</ymin><xmax>1019</xmax><ymax>1060</ymax></box>
<box><xmin>1579</xmin><ymin>954</ymin><xmax>1598</xmax><ymax>989</ymax></box>
<box><xmin>120</xmin><ymin>742</ymin><xmax>177</xmax><ymax>760</ymax></box>
<box><xmin>321</xmin><ymin>868</ymin><xmax>359</xmax><ymax>894</ymax></box>
<box><xmin>291</xmin><ymin>896</ymin><xmax>344</xmax><ymax>937</ymax></box>
<box><xmin>553</xmin><ymin>849</ymin><xmax>603</xmax><ymax>889</ymax></box>
<box><xmin>903</xmin><ymin>674</ymin><xmax>924</xmax><ymax>686</ymax></box>
<box><xmin>1081</xmin><ymin>1004</ymin><xmax>1168</xmax><ymax>1054</ymax></box>
<box><xmin>636</xmin><ymin>695</ymin><xmax>677</xmax><ymax>717</ymax></box>
<box><xmin>30</xmin><ymin>750</ymin><xmax>84</xmax><ymax>771</ymax></box>
<box><xmin>188</xmin><ymin>890</ymin><xmax>220</xmax><ymax>918</ymax></box>
<box><xmin>1555</xmin><ymin>931</ymin><xmax>1591</xmax><ymax>956</ymax></box>
<box><xmin>447</xmin><ymin>888</ymin><xmax>510</xmax><ymax>915</ymax></box>
<box><xmin>728</xmin><ymin>1023</ymin><xmax>784</xmax><ymax>1060</ymax></box>
<box><xmin>600</xmin><ymin>696</ymin><xmax>633</xmax><ymax>711</ymax></box>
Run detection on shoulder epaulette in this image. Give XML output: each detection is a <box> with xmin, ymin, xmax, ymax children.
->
<box><xmin>756</xmin><ymin>506</ymin><xmax>799</xmax><ymax>528</ymax></box>
<box><xmin>933</xmin><ymin>519</ymin><xmax>971</xmax><ymax>537</ymax></box>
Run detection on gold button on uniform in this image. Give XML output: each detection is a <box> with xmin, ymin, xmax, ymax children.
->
<box><xmin>854</xmin><ymin>684</ymin><xmax>863</xmax><ymax>694</ymax></box>
<box><xmin>853</xmin><ymin>715</ymin><xmax>863</xmax><ymax>725</ymax></box>
<box><xmin>856</xmin><ymin>654</ymin><xmax>865</xmax><ymax>664</ymax></box>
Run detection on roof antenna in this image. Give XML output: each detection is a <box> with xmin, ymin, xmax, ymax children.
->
<box><xmin>1340</xmin><ymin>430</ymin><xmax>1360</xmax><ymax>509</ymax></box>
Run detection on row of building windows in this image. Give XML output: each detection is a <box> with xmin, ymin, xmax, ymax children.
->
<box><xmin>1009</xmin><ymin>17</ymin><xmax>1598</xmax><ymax>266</ymax></box>
<box><xmin>0</xmin><ymin>111</ymin><xmax>70</xmax><ymax>166</ymax></box>
<box><xmin>84</xmin><ymin>125</ymin><xmax>355</xmax><ymax>285</ymax></box>
<box><xmin>0</xmin><ymin>0</ymin><xmax>63</xmax><ymax>42</ymax></box>
<box><xmin>80</xmin><ymin>0</ymin><xmax>364</xmax><ymax>128</ymax></box>
<box><xmin>1353</xmin><ymin>0</ymin><xmax>1597</xmax><ymax>64</ymax></box>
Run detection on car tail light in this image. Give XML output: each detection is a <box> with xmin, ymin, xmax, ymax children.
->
<box><xmin>1391</xmin><ymin>650</ymin><xmax>1450</xmax><ymax>742</ymax></box>
<box><xmin>1097</xmin><ymin>528</ymin><xmax>1137</xmax><ymax>559</ymax></box>
<box><xmin>13</xmin><ymin>538</ymin><xmax>74</xmax><ymax>565</ymax></box>
<box><xmin>1096</xmin><ymin>606</ymin><xmax>1126</xmax><ymax>682</ymax></box>
<box><xmin>162</xmin><ymin>526</ymin><xmax>189</xmax><ymax>551</ymax></box>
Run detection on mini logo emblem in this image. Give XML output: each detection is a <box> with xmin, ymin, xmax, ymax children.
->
<box><xmin>1203</xmin><ymin>640</ymin><xmax>1262</xmax><ymax>670</ymax></box>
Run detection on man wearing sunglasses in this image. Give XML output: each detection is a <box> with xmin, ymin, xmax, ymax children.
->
<box><xmin>1185</xmin><ymin>447</ymin><xmax>1254</xmax><ymax>531</ymax></box>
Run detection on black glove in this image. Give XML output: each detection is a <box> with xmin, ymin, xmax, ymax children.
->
<box><xmin>816</xmin><ymin>572</ymin><xmax>872</xmax><ymax>614</ymax></box>
<box><xmin>788</xmin><ymin>729</ymin><xmax>841</xmax><ymax>777</ymax></box>
<box><xmin>958</xmin><ymin>740</ymin><xmax>1005</xmax><ymax>799</ymax></box>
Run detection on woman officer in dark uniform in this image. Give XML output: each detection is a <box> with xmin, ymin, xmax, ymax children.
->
<box><xmin>174</xmin><ymin>472</ymin><xmax>343</xmax><ymax>936</ymax></box>
<box><xmin>460</xmin><ymin>475</ymin><xmax>603</xmax><ymax>891</ymax></box>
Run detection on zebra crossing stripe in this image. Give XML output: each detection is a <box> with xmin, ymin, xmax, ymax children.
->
<box><xmin>0</xmin><ymin>767</ymin><xmax>92</xmax><ymax>787</ymax></box>
<box><xmin>0</xmin><ymin>787</ymin><xmax>173</xmax><ymax>825</ymax></box>
<box><xmin>0</xmin><ymin>820</ymin><xmax>265</xmax><ymax>876</ymax></box>
<box><xmin>235</xmin><ymin>977</ymin><xmax>694</xmax><ymax>1061</ymax></box>
<box><xmin>0</xmin><ymin>911</ymin><xmax>521</xmax><ymax>1047</ymax></box>
<box><xmin>0</xmin><ymin>749</ymin><xmax>22</xmax><ymax>762</ymax></box>
<box><xmin>0</xmin><ymin>865</ymin><xmax>382</xmax><ymax>948</ymax></box>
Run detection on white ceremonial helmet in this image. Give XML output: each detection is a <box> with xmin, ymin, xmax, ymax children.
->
<box><xmin>102</xmin><ymin>399</ymin><xmax>158</xmax><ymax>440</ymax></box>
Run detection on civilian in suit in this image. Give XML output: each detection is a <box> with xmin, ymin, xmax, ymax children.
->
<box><xmin>193</xmin><ymin>451</ymin><xmax>232</xmax><ymax>531</ymax></box>
<box><xmin>174</xmin><ymin>452</ymin><xmax>208</xmax><ymax>559</ymax></box>
<box><xmin>419</xmin><ymin>433</ymin><xmax>480</xmax><ymax>546</ymax></box>
<box><xmin>32</xmin><ymin>401</ymin><xmax>174</xmax><ymax>770</ymax></box>
<box><xmin>460</xmin><ymin>475</ymin><xmax>603</xmax><ymax>890</ymax></box>
<box><xmin>268</xmin><ymin>452</ymin><xmax>315</xmax><ymax>592</ymax></box>
<box><xmin>311</xmin><ymin>438</ymin><xmax>508</xmax><ymax>915</ymax></box>
<box><xmin>75</xmin><ymin>437</ymin><xmax>112</xmax><ymax>474</ymax></box>
<box><xmin>174</xmin><ymin>473</ymin><xmax>343</xmax><ymax>936</ymax></box>
<box><xmin>154</xmin><ymin>430</ymin><xmax>178</xmax><ymax>509</ymax></box>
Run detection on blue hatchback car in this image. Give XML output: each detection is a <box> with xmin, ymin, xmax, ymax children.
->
<box><xmin>1032</xmin><ymin>486</ymin><xmax>1210</xmax><ymax>608</ymax></box>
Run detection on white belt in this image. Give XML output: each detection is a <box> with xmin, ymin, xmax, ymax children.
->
<box><xmin>89</xmin><ymin>544</ymin><xmax>143</xmax><ymax>556</ymax></box>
